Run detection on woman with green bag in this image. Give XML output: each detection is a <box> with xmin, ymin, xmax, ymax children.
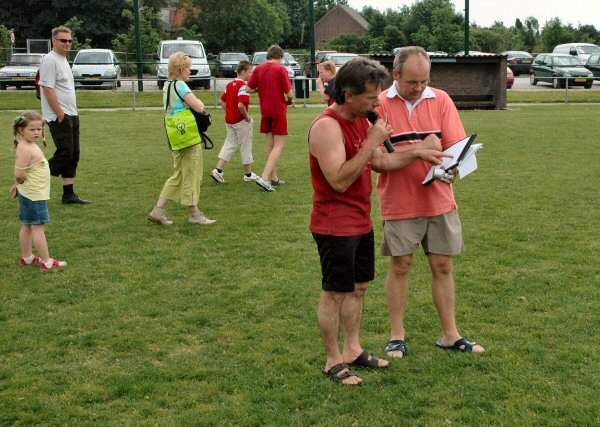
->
<box><xmin>148</xmin><ymin>52</ymin><xmax>216</xmax><ymax>226</ymax></box>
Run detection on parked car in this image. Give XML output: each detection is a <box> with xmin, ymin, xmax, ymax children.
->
<box><xmin>0</xmin><ymin>53</ymin><xmax>45</xmax><ymax>90</ymax></box>
<box><xmin>155</xmin><ymin>39</ymin><xmax>211</xmax><ymax>89</ymax></box>
<box><xmin>455</xmin><ymin>50</ymin><xmax>495</xmax><ymax>56</ymax></box>
<box><xmin>321</xmin><ymin>53</ymin><xmax>359</xmax><ymax>73</ymax></box>
<box><xmin>284</xmin><ymin>52</ymin><xmax>302</xmax><ymax>77</ymax></box>
<box><xmin>305</xmin><ymin>50</ymin><xmax>336</xmax><ymax>77</ymax></box>
<box><xmin>530</xmin><ymin>53</ymin><xmax>594</xmax><ymax>89</ymax></box>
<box><xmin>585</xmin><ymin>54</ymin><xmax>600</xmax><ymax>78</ymax></box>
<box><xmin>502</xmin><ymin>50</ymin><xmax>533</xmax><ymax>75</ymax></box>
<box><xmin>553</xmin><ymin>43</ymin><xmax>600</xmax><ymax>64</ymax></box>
<box><xmin>251</xmin><ymin>51</ymin><xmax>294</xmax><ymax>79</ymax></box>
<box><xmin>506</xmin><ymin>67</ymin><xmax>514</xmax><ymax>89</ymax></box>
<box><xmin>71</xmin><ymin>49</ymin><xmax>121</xmax><ymax>89</ymax></box>
<box><xmin>215</xmin><ymin>52</ymin><xmax>249</xmax><ymax>77</ymax></box>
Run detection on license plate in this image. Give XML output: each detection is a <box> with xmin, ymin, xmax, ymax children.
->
<box><xmin>12</xmin><ymin>77</ymin><xmax>27</xmax><ymax>80</ymax></box>
<box><xmin>85</xmin><ymin>77</ymin><xmax>100</xmax><ymax>80</ymax></box>
<box><xmin>575</xmin><ymin>78</ymin><xmax>586</xmax><ymax>82</ymax></box>
<box><xmin>522</xmin><ymin>60</ymin><xmax>531</xmax><ymax>64</ymax></box>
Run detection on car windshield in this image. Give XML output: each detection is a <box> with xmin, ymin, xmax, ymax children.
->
<box><xmin>253</xmin><ymin>53</ymin><xmax>267</xmax><ymax>64</ymax></box>
<box><xmin>162</xmin><ymin>44</ymin><xmax>204</xmax><ymax>59</ymax></box>
<box><xmin>9</xmin><ymin>55</ymin><xmax>42</xmax><ymax>65</ymax></box>
<box><xmin>284</xmin><ymin>53</ymin><xmax>296</xmax><ymax>63</ymax></box>
<box><xmin>75</xmin><ymin>52</ymin><xmax>111</xmax><ymax>64</ymax></box>
<box><xmin>578</xmin><ymin>45</ymin><xmax>600</xmax><ymax>55</ymax></box>
<box><xmin>220</xmin><ymin>53</ymin><xmax>247</xmax><ymax>61</ymax></box>
<box><xmin>330</xmin><ymin>55</ymin><xmax>356</xmax><ymax>66</ymax></box>
<box><xmin>554</xmin><ymin>56</ymin><xmax>582</xmax><ymax>66</ymax></box>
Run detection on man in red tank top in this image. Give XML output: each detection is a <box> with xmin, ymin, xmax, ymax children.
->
<box><xmin>308</xmin><ymin>57</ymin><xmax>447</xmax><ymax>385</ymax></box>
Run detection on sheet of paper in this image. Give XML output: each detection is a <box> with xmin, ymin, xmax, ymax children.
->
<box><xmin>457</xmin><ymin>144</ymin><xmax>483</xmax><ymax>178</ymax></box>
<box><xmin>441</xmin><ymin>135</ymin><xmax>473</xmax><ymax>169</ymax></box>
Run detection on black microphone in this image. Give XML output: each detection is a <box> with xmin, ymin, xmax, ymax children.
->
<box><xmin>366</xmin><ymin>111</ymin><xmax>395</xmax><ymax>153</ymax></box>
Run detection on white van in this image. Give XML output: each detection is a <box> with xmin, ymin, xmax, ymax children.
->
<box><xmin>552</xmin><ymin>43</ymin><xmax>600</xmax><ymax>64</ymax></box>
<box><xmin>155</xmin><ymin>38</ymin><xmax>211</xmax><ymax>89</ymax></box>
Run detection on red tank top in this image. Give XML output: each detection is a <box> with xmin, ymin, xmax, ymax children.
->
<box><xmin>309</xmin><ymin>108</ymin><xmax>373</xmax><ymax>236</ymax></box>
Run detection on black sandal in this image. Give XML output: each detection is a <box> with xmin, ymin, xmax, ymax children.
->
<box><xmin>384</xmin><ymin>340</ymin><xmax>408</xmax><ymax>358</ymax></box>
<box><xmin>322</xmin><ymin>363</ymin><xmax>361</xmax><ymax>385</ymax></box>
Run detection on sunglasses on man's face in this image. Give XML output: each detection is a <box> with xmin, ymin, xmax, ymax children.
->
<box><xmin>56</xmin><ymin>38</ymin><xmax>72</xmax><ymax>44</ymax></box>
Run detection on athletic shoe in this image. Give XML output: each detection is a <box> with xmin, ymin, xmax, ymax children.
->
<box><xmin>148</xmin><ymin>207</ymin><xmax>173</xmax><ymax>225</ymax></box>
<box><xmin>271</xmin><ymin>178</ymin><xmax>285</xmax><ymax>187</ymax></box>
<box><xmin>62</xmin><ymin>193</ymin><xmax>90</xmax><ymax>204</ymax></box>
<box><xmin>40</xmin><ymin>258</ymin><xmax>67</xmax><ymax>271</ymax></box>
<box><xmin>243</xmin><ymin>172</ymin><xmax>259</xmax><ymax>182</ymax></box>
<box><xmin>20</xmin><ymin>256</ymin><xmax>41</xmax><ymax>266</ymax></box>
<box><xmin>189</xmin><ymin>211</ymin><xmax>216</xmax><ymax>225</ymax></box>
<box><xmin>256</xmin><ymin>176</ymin><xmax>276</xmax><ymax>192</ymax></box>
<box><xmin>210</xmin><ymin>168</ymin><xmax>225</xmax><ymax>183</ymax></box>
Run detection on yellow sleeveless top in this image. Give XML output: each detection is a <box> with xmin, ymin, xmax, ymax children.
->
<box><xmin>16</xmin><ymin>158</ymin><xmax>51</xmax><ymax>201</ymax></box>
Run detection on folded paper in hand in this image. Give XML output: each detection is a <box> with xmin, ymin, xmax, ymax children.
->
<box><xmin>422</xmin><ymin>134</ymin><xmax>482</xmax><ymax>185</ymax></box>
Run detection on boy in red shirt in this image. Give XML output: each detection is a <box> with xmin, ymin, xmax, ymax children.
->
<box><xmin>246</xmin><ymin>45</ymin><xmax>294</xmax><ymax>192</ymax></box>
<box><xmin>211</xmin><ymin>60</ymin><xmax>257</xmax><ymax>183</ymax></box>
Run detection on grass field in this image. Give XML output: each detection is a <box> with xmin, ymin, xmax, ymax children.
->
<box><xmin>1</xmin><ymin>105</ymin><xmax>600</xmax><ymax>425</ymax></box>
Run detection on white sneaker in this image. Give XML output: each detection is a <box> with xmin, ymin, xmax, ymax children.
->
<box><xmin>189</xmin><ymin>211</ymin><xmax>216</xmax><ymax>225</ymax></box>
<box><xmin>210</xmin><ymin>169</ymin><xmax>225</xmax><ymax>183</ymax></box>
<box><xmin>256</xmin><ymin>176</ymin><xmax>276</xmax><ymax>192</ymax></box>
<box><xmin>244</xmin><ymin>172</ymin><xmax>259</xmax><ymax>182</ymax></box>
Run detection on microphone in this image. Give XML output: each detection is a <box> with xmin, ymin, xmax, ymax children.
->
<box><xmin>366</xmin><ymin>112</ymin><xmax>395</xmax><ymax>153</ymax></box>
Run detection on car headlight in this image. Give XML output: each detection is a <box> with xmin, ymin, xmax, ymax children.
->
<box><xmin>0</xmin><ymin>72</ymin><xmax>7</xmax><ymax>77</ymax></box>
<box><xmin>564</xmin><ymin>73</ymin><xmax>571</xmax><ymax>78</ymax></box>
<box><xmin>28</xmin><ymin>71</ymin><xmax>36</xmax><ymax>77</ymax></box>
<box><xmin>103</xmin><ymin>70</ymin><xmax>116</xmax><ymax>78</ymax></box>
<box><xmin>198</xmin><ymin>68</ymin><xmax>210</xmax><ymax>76</ymax></box>
<box><xmin>589</xmin><ymin>73</ymin><xmax>594</xmax><ymax>78</ymax></box>
<box><xmin>72</xmin><ymin>69</ymin><xmax>81</xmax><ymax>77</ymax></box>
<box><xmin>158</xmin><ymin>65</ymin><xmax>168</xmax><ymax>77</ymax></box>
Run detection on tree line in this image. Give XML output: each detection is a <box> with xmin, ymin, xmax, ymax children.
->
<box><xmin>1</xmin><ymin>0</ymin><xmax>599</xmax><ymax>65</ymax></box>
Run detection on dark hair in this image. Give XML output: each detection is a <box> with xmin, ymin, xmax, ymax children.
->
<box><xmin>266</xmin><ymin>45</ymin><xmax>284</xmax><ymax>60</ymax></box>
<box><xmin>13</xmin><ymin>111</ymin><xmax>46</xmax><ymax>149</ymax></box>
<box><xmin>236</xmin><ymin>60</ymin><xmax>253</xmax><ymax>75</ymax></box>
<box><xmin>333</xmin><ymin>57</ymin><xmax>389</xmax><ymax>105</ymax></box>
<box><xmin>393</xmin><ymin>46</ymin><xmax>430</xmax><ymax>75</ymax></box>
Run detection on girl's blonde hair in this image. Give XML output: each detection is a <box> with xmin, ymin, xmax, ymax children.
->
<box><xmin>319</xmin><ymin>60</ymin><xmax>337</xmax><ymax>76</ymax></box>
<box><xmin>168</xmin><ymin>52</ymin><xmax>193</xmax><ymax>80</ymax></box>
<box><xmin>13</xmin><ymin>111</ymin><xmax>46</xmax><ymax>149</ymax></box>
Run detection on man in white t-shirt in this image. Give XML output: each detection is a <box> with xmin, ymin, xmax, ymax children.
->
<box><xmin>39</xmin><ymin>26</ymin><xmax>90</xmax><ymax>204</ymax></box>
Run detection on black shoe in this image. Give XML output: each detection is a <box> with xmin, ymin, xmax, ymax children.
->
<box><xmin>62</xmin><ymin>193</ymin><xmax>91</xmax><ymax>205</ymax></box>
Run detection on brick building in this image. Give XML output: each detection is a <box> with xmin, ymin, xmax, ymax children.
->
<box><xmin>315</xmin><ymin>5</ymin><xmax>369</xmax><ymax>44</ymax></box>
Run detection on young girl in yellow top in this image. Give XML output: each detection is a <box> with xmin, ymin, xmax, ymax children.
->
<box><xmin>12</xmin><ymin>111</ymin><xmax>67</xmax><ymax>271</ymax></box>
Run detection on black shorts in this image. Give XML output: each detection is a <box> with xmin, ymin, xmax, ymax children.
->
<box><xmin>312</xmin><ymin>230</ymin><xmax>375</xmax><ymax>293</ymax></box>
<box><xmin>48</xmin><ymin>114</ymin><xmax>80</xmax><ymax>178</ymax></box>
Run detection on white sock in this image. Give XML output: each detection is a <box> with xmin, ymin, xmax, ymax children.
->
<box><xmin>23</xmin><ymin>255</ymin><xmax>35</xmax><ymax>264</ymax></box>
<box><xmin>44</xmin><ymin>259</ymin><xmax>54</xmax><ymax>268</ymax></box>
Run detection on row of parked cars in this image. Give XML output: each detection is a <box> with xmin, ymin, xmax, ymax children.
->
<box><xmin>505</xmin><ymin>43</ymin><xmax>600</xmax><ymax>89</ymax></box>
<box><xmin>0</xmin><ymin>48</ymin><xmax>121</xmax><ymax>90</ymax></box>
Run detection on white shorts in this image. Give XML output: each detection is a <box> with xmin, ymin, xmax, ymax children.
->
<box><xmin>218</xmin><ymin>119</ymin><xmax>254</xmax><ymax>165</ymax></box>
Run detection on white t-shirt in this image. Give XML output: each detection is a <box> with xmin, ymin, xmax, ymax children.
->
<box><xmin>39</xmin><ymin>51</ymin><xmax>78</xmax><ymax>122</ymax></box>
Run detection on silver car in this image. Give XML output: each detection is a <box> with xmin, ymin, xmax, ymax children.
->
<box><xmin>0</xmin><ymin>53</ymin><xmax>45</xmax><ymax>90</ymax></box>
<box><xmin>71</xmin><ymin>49</ymin><xmax>121</xmax><ymax>89</ymax></box>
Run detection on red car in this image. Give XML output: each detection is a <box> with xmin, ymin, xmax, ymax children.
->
<box><xmin>506</xmin><ymin>67</ymin><xmax>514</xmax><ymax>89</ymax></box>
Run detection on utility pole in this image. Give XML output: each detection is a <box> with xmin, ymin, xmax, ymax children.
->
<box><xmin>464</xmin><ymin>0</ymin><xmax>470</xmax><ymax>54</ymax></box>
<box><xmin>134</xmin><ymin>0</ymin><xmax>144</xmax><ymax>92</ymax></box>
<box><xmin>309</xmin><ymin>0</ymin><xmax>316</xmax><ymax>89</ymax></box>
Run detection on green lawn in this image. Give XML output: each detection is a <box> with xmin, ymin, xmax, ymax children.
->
<box><xmin>1</xmin><ymin>105</ymin><xmax>599</xmax><ymax>425</ymax></box>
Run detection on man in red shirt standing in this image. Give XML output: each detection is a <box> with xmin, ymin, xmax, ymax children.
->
<box><xmin>247</xmin><ymin>45</ymin><xmax>294</xmax><ymax>192</ymax></box>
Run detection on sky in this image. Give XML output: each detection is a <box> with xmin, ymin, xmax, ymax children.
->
<box><xmin>345</xmin><ymin>0</ymin><xmax>599</xmax><ymax>29</ymax></box>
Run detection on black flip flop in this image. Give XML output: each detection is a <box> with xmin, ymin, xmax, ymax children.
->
<box><xmin>384</xmin><ymin>339</ymin><xmax>408</xmax><ymax>358</ymax></box>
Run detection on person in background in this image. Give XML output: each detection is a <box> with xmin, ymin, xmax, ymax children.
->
<box><xmin>246</xmin><ymin>44</ymin><xmax>294</xmax><ymax>192</ymax></box>
<box><xmin>375</xmin><ymin>46</ymin><xmax>485</xmax><ymax>359</ymax></box>
<box><xmin>148</xmin><ymin>52</ymin><xmax>216</xmax><ymax>226</ymax></box>
<box><xmin>316</xmin><ymin>60</ymin><xmax>336</xmax><ymax>106</ymax></box>
<box><xmin>38</xmin><ymin>26</ymin><xmax>90</xmax><ymax>205</ymax></box>
<box><xmin>210</xmin><ymin>60</ymin><xmax>258</xmax><ymax>184</ymax></box>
